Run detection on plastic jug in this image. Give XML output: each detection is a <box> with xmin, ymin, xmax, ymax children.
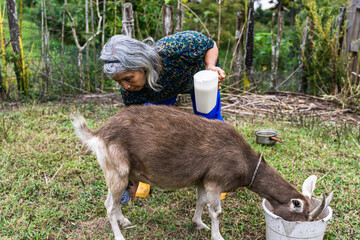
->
<box><xmin>194</xmin><ymin>70</ymin><xmax>219</xmax><ymax>114</ymax></box>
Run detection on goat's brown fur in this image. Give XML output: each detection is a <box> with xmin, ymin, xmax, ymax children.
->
<box><xmin>72</xmin><ymin>105</ymin><xmax>316</xmax><ymax>240</ymax></box>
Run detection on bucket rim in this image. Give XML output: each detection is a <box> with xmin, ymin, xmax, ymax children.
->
<box><xmin>255</xmin><ymin>129</ymin><xmax>278</xmax><ymax>137</ymax></box>
<box><xmin>262</xmin><ymin>198</ymin><xmax>333</xmax><ymax>223</ymax></box>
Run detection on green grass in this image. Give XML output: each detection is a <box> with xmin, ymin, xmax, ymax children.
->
<box><xmin>1</xmin><ymin>100</ymin><xmax>359</xmax><ymax>239</ymax></box>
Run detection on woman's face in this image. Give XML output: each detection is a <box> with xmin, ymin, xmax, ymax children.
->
<box><xmin>113</xmin><ymin>69</ymin><xmax>146</xmax><ymax>92</ymax></box>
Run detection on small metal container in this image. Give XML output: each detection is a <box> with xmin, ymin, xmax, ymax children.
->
<box><xmin>255</xmin><ymin>130</ymin><xmax>283</xmax><ymax>145</ymax></box>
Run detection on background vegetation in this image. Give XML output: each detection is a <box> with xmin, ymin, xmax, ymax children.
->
<box><xmin>0</xmin><ymin>0</ymin><xmax>358</xmax><ymax>106</ymax></box>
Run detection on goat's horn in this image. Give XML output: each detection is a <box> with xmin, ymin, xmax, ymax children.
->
<box><xmin>309</xmin><ymin>192</ymin><xmax>333</xmax><ymax>221</ymax></box>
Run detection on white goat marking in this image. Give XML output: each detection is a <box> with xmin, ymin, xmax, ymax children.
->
<box><xmin>108</xmin><ymin>145</ymin><xmax>129</xmax><ymax>177</ymax></box>
<box><xmin>86</xmin><ymin>137</ymin><xmax>107</xmax><ymax>168</ymax></box>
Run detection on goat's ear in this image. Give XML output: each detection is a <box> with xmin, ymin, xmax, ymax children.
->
<box><xmin>290</xmin><ymin>199</ymin><xmax>304</xmax><ymax>213</ymax></box>
<box><xmin>302</xmin><ymin>175</ymin><xmax>317</xmax><ymax>199</ymax></box>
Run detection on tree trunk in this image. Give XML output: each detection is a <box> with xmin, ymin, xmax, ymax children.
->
<box><xmin>231</xmin><ymin>9</ymin><xmax>245</xmax><ymax>93</ymax></box>
<box><xmin>162</xmin><ymin>4</ymin><xmax>174</xmax><ymax>37</ymax></box>
<box><xmin>217</xmin><ymin>0</ymin><xmax>222</xmax><ymax>45</ymax></box>
<box><xmin>6</xmin><ymin>0</ymin><xmax>28</xmax><ymax>95</ymax></box>
<box><xmin>290</xmin><ymin>0</ymin><xmax>296</xmax><ymax>26</ymax></box>
<box><xmin>174</xmin><ymin>0</ymin><xmax>183</xmax><ymax>33</ymax></box>
<box><xmin>270</xmin><ymin>1</ymin><xmax>284</xmax><ymax>91</ymax></box>
<box><xmin>19</xmin><ymin>0</ymin><xmax>23</xmax><ymax>36</ymax></box>
<box><xmin>121</xmin><ymin>3</ymin><xmax>134</xmax><ymax>38</ymax></box>
<box><xmin>6</xmin><ymin>0</ymin><xmax>20</xmax><ymax>54</ymax></box>
<box><xmin>244</xmin><ymin>0</ymin><xmax>255</xmax><ymax>88</ymax></box>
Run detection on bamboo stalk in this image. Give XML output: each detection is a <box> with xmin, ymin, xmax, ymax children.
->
<box><xmin>0</xmin><ymin>3</ymin><xmax>8</xmax><ymax>91</ymax></box>
<box><xmin>19</xmin><ymin>36</ymin><xmax>28</xmax><ymax>95</ymax></box>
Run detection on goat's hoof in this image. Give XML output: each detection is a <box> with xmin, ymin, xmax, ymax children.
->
<box><xmin>211</xmin><ymin>236</ymin><xmax>225</xmax><ymax>240</ymax></box>
<box><xmin>193</xmin><ymin>221</ymin><xmax>210</xmax><ymax>230</ymax></box>
<box><xmin>119</xmin><ymin>218</ymin><xmax>132</xmax><ymax>229</ymax></box>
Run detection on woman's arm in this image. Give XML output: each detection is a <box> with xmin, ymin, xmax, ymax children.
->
<box><xmin>204</xmin><ymin>42</ymin><xmax>226</xmax><ymax>89</ymax></box>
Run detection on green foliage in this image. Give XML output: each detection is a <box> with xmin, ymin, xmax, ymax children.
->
<box><xmin>253</xmin><ymin>31</ymin><xmax>298</xmax><ymax>72</ymax></box>
<box><xmin>295</xmin><ymin>0</ymin><xmax>351</xmax><ymax>96</ymax></box>
<box><xmin>1</xmin><ymin>0</ymin><xmax>356</xmax><ymax>100</ymax></box>
<box><xmin>184</xmin><ymin>0</ymin><xmax>243</xmax><ymax>48</ymax></box>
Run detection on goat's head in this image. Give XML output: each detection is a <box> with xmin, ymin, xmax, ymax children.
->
<box><xmin>272</xmin><ymin>175</ymin><xmax>333</xmax><ymax>222</ymax></box>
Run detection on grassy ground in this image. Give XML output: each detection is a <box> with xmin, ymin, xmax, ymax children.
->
<box><xmin>1</xmin><ymin>99</ymin><xmax>359</xmax><ymax>239</ymax></box>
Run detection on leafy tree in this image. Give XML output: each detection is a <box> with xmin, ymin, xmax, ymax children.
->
<box><xmin>295</xmin><ymin>0</ymin><xmax>348</xmax><ymax>95</ymax></box>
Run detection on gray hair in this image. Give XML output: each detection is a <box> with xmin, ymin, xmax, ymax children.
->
<box><xmin>100</xmin><ymin>35</ymin><xmax>162</xmax><ymax>91</ymax></box>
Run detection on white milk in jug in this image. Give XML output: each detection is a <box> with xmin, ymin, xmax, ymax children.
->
<box><xmin>194</xmin><ymin>70</ymin><xmax>219</xmax><ymax>114</ymax></box>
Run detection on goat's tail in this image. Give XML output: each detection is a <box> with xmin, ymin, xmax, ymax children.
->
<box><xmin>71</xmin><ymin>113</ymin><xmax>108</xmax><ymax>168</ymax></box>
<box><xmin>70</xmin><ymin>113</ymin><xmax>95</xmax><ymax>144</ymax></box>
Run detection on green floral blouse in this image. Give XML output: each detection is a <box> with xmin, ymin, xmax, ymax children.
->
<box><xmin>121</xmin><ymin>31</ymin><xmax>215</xmax><ymax>105</ymax></box>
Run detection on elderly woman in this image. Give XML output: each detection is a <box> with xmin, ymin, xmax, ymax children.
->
<box><xmin>100</xmin><ymin>30</ymin><xmax>226</xmax><ymax>121</ymax></box>
<box><xmin>100</xmin><ymin>31</ymin><xmax>226</xmax><ymax>203</ymax></box>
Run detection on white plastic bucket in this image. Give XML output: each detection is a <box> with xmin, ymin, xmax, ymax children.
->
<box><xmin>262</xmin><ymin>198</ymin><xmax>333</xmax><ymax>240</ymax></box>
<box><xmin>194</xmin><ymin>70</ymin><xmax>218</xmax><ymax>114</ymax></box>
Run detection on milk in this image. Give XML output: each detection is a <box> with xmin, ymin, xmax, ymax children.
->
<box><xmin>194</xmin><ymin>70</ymin><xmax>218</xmax><ymax>114</ymax></box>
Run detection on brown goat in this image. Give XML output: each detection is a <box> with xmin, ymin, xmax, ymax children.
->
<box><xmin>71</xmin><ymin>105</ymin><xmax>330</xmax><ymax>240</ymax></box>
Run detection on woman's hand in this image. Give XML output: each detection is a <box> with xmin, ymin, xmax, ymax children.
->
<box><xmin>204</xmin><ymin>42</ymin><xmax>226</xmax><ymax>90</ymax></box>
<box><xmin>206</xmin><ymin>65</ymin><xmax>226</xmax><ymax>89</ymax></box>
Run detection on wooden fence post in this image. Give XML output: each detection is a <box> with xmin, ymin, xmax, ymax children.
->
<box><xmin>121</xmin><ymin>3</ymin><xmax>135</xmax><ymax>38</ymax></box>
<box><xmin>298</xmin><ymin>17</ymin><xmax>310</xmax><ymax>93</ymax></box>
<box><xmin>244</xmin><ymin>0</ymin><xmax>255</xmax><ymax>89</ymax></box>
<box><xmin>346</xmin><ymin>0</ymin><xmax>360</xmax><ymax>83</ymax></box>
<box><xmin>162</xmin><ymin>4</ymin><xmax>174</xmax><ymax>37</ymax></box>
<box><xmin>65</xmin><ymin>0</ymin><xmax>102</xmax><ymax>92</ymax></box>
<box><xmin>174</xmin><ymin>0</ymin><xmax>183</xmax><ymax>33</ymax></box>
<box><xmin>336</xmin><ymin>4</ymin><xmax>346</xmax><ymax>55</ymax></box>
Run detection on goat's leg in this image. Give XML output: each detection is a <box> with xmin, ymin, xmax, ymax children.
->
<box><xmin>104</xmin><ymin>173</ymin><xmax>131</xmax><ymax>240</ymax></box>
<box><xmin>205</xmin><ymin>183</ymin><xmax>224</xmax><ymax>240</ymax></box>
<box><xmin>192</xmin><ymin>185</ymin><xmax>210</xmax><ymax>230</ymax></box>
